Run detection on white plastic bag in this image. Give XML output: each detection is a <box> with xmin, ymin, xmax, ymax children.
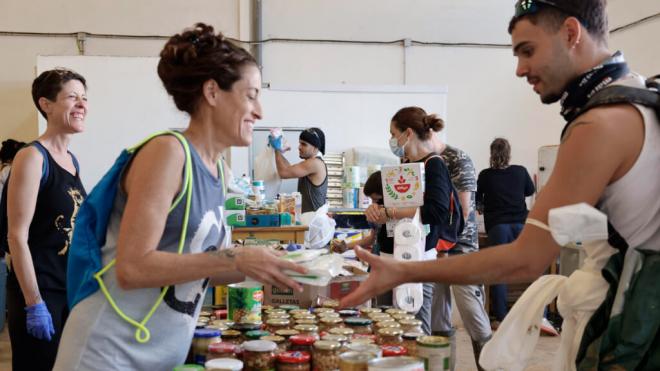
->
<box><xmin>283</xmin><ymin>253</ymin><xmax>344</xmax><ymax>286</ymax></box>
<box><xmin>301</xmin><ymin>203</ymin><xmax>336</xmax><ymax>249</ymax></box>
<box><xmin>253</xmin><ymin>145</ymin><xmax>281</xmax><ymax>197</ymax></box>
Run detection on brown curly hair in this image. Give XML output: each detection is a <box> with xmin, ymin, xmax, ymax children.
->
<box><xmin>490</xmin><ymin>137</ymin><xmax>511</xmax><ymax>169</ymax></box>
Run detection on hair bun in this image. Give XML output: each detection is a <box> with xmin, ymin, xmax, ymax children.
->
<box><xmin>423</xmin><ymin>114</ymin><xmax>445</xmax><ymax>132</ymax></box>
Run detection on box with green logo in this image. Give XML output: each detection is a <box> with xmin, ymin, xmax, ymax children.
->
<box><xmin>225</xmin><ymin>193</ymin><xmax>246</xmax><ymax>211</ymax></box>
<box><xmin>225</xmin><ymin>210</ymin><xmax>246</xmax><ymax>227</ymax></box>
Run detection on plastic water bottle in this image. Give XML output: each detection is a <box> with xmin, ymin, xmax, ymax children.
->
<box><xmin>252</xmin><ymin>180</ymin><xmax>266</xmax><ymax>204</ymax></box>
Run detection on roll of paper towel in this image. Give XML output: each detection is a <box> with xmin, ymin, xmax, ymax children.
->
<box><xmin>394</xmin><ymin>220</ymin><xmax>422</xmax><ymax>245</ymax></box>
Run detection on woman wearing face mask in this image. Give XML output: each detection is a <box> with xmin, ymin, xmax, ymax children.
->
<box><xmin>3</xmin><ymin>68</ymin><xmax>88</xmax><ymax>371</ymax></box>
<box><xmin>364</xmin><ymin>106</ymin><xmax>461</xmax><ymax>335</ymax></box>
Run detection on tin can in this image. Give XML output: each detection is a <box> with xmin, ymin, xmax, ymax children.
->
<box><xmin>228</xmin><ymin>281</ymin><xmax>263</xmax><ymax>323</ymax></box>
<box><xmin>367</xmin><ymin>356</ymin><xmax>424</xmax><ymax>371</ymax></box>
<box><xmin>416</xmin><ymin>336</ymin><xmax>450</xmax><ymax>371</ymax></box>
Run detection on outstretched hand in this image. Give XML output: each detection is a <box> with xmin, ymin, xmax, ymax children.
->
<box><xmin>340</xmin><ymin>246</ymin><xmax>404</xmax><ymax>308</ymax></box>
<box><xmin>234</xmin><ymin>246</ymin><xmax>307</xmax><ymax>292</ymax></box>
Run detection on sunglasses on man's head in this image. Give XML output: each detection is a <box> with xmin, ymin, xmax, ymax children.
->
<box><xmin>513</xmin><ymin>0</ymin><xmax>584</xmax><ymax>25</ymax></box>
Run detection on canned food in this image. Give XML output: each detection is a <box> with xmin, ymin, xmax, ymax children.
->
<box><xmin>367</xmin><ymin>356</ymin><xmax>424</xmax><ymax>371</ymax></box>
<box><xmin>228</xmin><ymin>281</ymin><xmax>263</xmax><ymax>324</ymax></box>
<box><xmin>416</xmin><ymin>336</ymin><xmax>450</xmax><ymax>371</ymax></box>
<box><xmin>339</xmin><ymin>351</ymin><xmax>376</xmax><ymax>371</ymax></box>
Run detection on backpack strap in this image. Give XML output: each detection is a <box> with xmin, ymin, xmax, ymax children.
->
<box><xmin>93</xmin><ymin>130</ymin><xmax>194</xmax><ymax>343</ymax></box>
<box><xmin>31</xmin><ymin>142</ymin><xmax>50</xmax><ymax>188</ymax></box>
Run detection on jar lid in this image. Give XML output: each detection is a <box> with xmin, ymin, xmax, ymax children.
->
<box><xmin>262</xmin><ymin>305</ymin><xmax>274</xmax><ymax>312</ymax></box>
<box><xmin>402</xmin><ymin>332</ymin><xmax>425</xmax><ymax>340</ymax></box>
<box><xmin>369</xmin><ymin>313</ymin><xmax>392</xmax><ymax>320</ymax></box>
<box><xmin>206</xmin><ymin>324</ymin><xmax>229</xmax><ymax>332</ymax></box>
<box><xmin>350</xmin><ymin>337</ymin><xmax>375</xmax><ymax>345</ymax></box>
<box><xmin>265</xmin><ymin>308</ymin><xmax>287</xmax><ymax>315</ymax></box>
<box><xmin>345</xmin><ymin>317</ymin><xmax>372</xmax><ymax>326</ymax></box>
<box><xmin>221</xmin><ymin>329</ymin><xmax>242</xmax><ymax>338</ymax></box>
<box><xmin>193</xmin><ymin>328</ymin><xmax>221</xmax><ymax>338</ymax></box>
<box><xmin>381</xmin><ymin>344</ymin><xmax>408</xmax><ymax>357</ymax></box>
<box><xmin>378</xmin><ymin>327</ymin><xmax>403</xmax><ymax>336</ymax></box>
<box><xmin>318</xmin><ymin>312</ymin><xmax>340</xmax><ymax>319</ymax></box>
<box><xmin>328</xmin><ymin>327</ymin><xmax>354</xmax><ymax>336</ymax></box>
<box><xmin>375</xmin><ymin>321</ymin><xmax>401</xmax><ymax>329</ymax></box>
<box><xmin>377</xmin><ymin>305</ymin><xmax>393</xmax><ymax>311</ymax></box>
<box><xmin>204</xmin><ymin>358</ymin><xmax>243</xmax><ymax>371</ymax></box>
<box><xmin>294</xmin><ymin>324</ymin><xmax>319</xmax><ymax>332</ymax></box>
<box><xmin>322</xmin><ymin>300</ymin><xmax>339</xmax><ymax>308</ymax></box>
<box><xmin>384</xmin><ymin>308</ymin><xmax>406</xmax><ymax>315</ymax></box>
<box><xmin>266</xmin><ymin>318</ymin><xmax>290</xmax><ymax>325</ymax></box>
<box><xmin>339</xmin><ymin>351</ymin><xmax>376</xmax><ymax>365</ymax></box>
<box><xmin>289</xmin><ymin>334</ymin><xmax>317</xmax><ymax>345</ymax></box>
<box><xmin>293</xmin><ymin>313</ymin><xmax>316</xmax><ymax>320</ymax></box>
<box><xmin>212</xmin><ymin>319</ymin><xmax>233</xmax><ymax>327</ymax></box>
<box><xmin>200</xmin><ymin>310</ymin><xmax>212</xmax><ymax>317</ymax></box>
<box><xmin>242</xmin><ymin>339</ymin><xmax>277</xmax><ymax>352</ymax></box>
<box><xmin>320</xmin><ymin>317</ymin><xmax>343</xmax><ymax>324</ymax></box>
<box><xmin>314</xmin><ymin>340</ymin><xmax>340</xmax><ymax>350</ymax></box>
<box><xmin>399</xmin><ymin>319</ymin><xmax>422</xmax><ymax>326</ymax></box>
<box><xmin>246</xmin><ymin>330</ymin><xmax>271</xmax><ymax>340</ymax></box>
<box><xmin>261</xmin><ymin>335</ymin><xmax>285</xmax><ymax>343</ymax></box>
<box><xmin>208</xmin><ymin>342</ymin><xmax>238</xmax><ymax>354</ymax></box>
<box><xmin>275</xmin><ymin>329</ymin><xmax>300</xmax><ymax>337</ymax></box>
<box><xmin>230</xmin><ymin>322</ymin><xmax>262</xmax><ymax>331</ymax></box>
<box><xmin>392</xmin><ymin>314</ymin><xmax>416</xmax><ymax>321</ymax></box>
<box><xmin>321</xmin><ymin>334</ymin><xmax>348</xmax><ymax>343</ymax></box>
<box><xmin>359</xmin><ymin>307</ymin><xmax>382</xmax><ymax>314</ymax></box>
<box><xmin>173</xmin><ymin>365</ymin><xmax>204</xmax><ymax>371</ymax></box>
<box><xmin>279</xmin><ymin>304</ymin><xmax>300</xmax><ymax>311</ymax></box>
<box><xmin>312</xmin><ymin>307</ymin><xmax>334</xmax><ymax>314</ymax></box>
<box><xmin>289</xmin><ymin>309</ymin><xmax>311</xmax><ymax>316</ymax></box>
<box><xmin>277</xmin><ymin>350</ymin><xmax>311</xmax><ymax>364</ymax></box>
<box><xmin>417</xmin><ymin>335</ymin><xmax>450</xmax><ymax>348</ymax></box>
<box><xmin>338</xmin><ymin>309</ymin><xmax>360</xmax><ymax>317</ymax></box>
<box><xmin>346</xmin><ymin>342</ymin><xmax>381</xmax><ymax>355</ymax></box>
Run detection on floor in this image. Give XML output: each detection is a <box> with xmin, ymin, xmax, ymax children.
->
<box><xmin>0</xmin><ymin>324</ymin><xmax>560</xmax><ymax>370</ymax></box>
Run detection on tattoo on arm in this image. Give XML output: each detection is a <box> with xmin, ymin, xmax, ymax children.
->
<box><xmin>208</xmin><ymin>248</ymin><xmax>237</xmax><ymax>260</ymax></box>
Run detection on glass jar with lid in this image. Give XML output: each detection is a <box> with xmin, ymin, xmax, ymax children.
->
<box><xmin>208</xmin><ymin>342</ymin><xmax>238</xmax><ymax>360</ymax></box>
<box><xmin>318</xmin><ymin>317</ymin><xmax>343</xmax><ymax>333</ymax></box>
<box><xmin>266</xmin><ymin>318</ymin><xmax>291</xmax><ymax>333</ymax></box>
<box><xmin>338</xmin><ymin>351</ymin><xmax>376</xmax><ymax>371</ymax></box>
<box><xmin>191</xmin><ymin>328</ymin><xmax>221</xmax><ymax>365</ymax></box>
<box><xmin>279</xmin><ymin>304</ymin><xmax>300</xmax><ymax>312</ymax></box>
<box><xmin>321</xmin><ymin>300</ymin><xmax>340</xmax><ymax>309</ymax></box>
<box><xmin>262</xmin><ymin>304</ymin><xmax>275</xmax><ymax>313</ymax></box>
<box><xmin>359</xmin><ymin>307</ymin><xmax>381</xmax><ymax>317</ymax></box>
<box><xmin>317</xmin><ymin>311</ymin><xmax>340</xmax><ymax>319</ymax></box>
<box><xmin>289</xmin><ymin>334</ymin><xmax>316</xmax><ymax>354</ymax></box>
<box><xmin>376</xmin><ymin>327</ymin><xmax>403</xmax><ymax>345</ymax></box>
<box><xmin>345</xmin><ymin>342</ymin><xmax>382</xmax><ymax>358</ymax></box>
<box><xmin>289</xmin><ymin>309</ymin><xmax>311</xmax><ymax>317</ymax></box>
<box><xmin>204</xmin><ymin>358</ymin><xmax>243</xmax><ymax>371</ymax></box>
<box><xmin>392</xmin><ymin>313</ymin><xmax>416</xmax><ymax>322</ymax></box>
<box><xmin>293</xmin><ymin>324</ymin><xmax>319</xmax><ymax>339</ymax></box>
<box><xmin>384</xmin><ymin>308</ymin><xmax>406</xmax><ymax>316</ymax></box>
<box><xmin>275</xmin><ymin>328</ymin><xmax>300</xmax><ymax>347</ymax></box>
<box><xmin>312</xmin><ymin>340</ymin><xmax>341</xmax><ymax>371</ymax></box>
<box><xmin>246</xmin><ymin>330</ymin><xmax>271</xmax><ymax>341</ymax></box>
<box><xmin>261</xmin><ymin>335</ymin><xmax>287</xmax><ymax>354</ymax></box>
<box><xmin>293</xmin><ymin>313</ymin><xmax>316</xmax><ymax>321</ymax></box>
<box><xmin>374</xmin><ymin>320</ymin><xmax>401</xmax><ymax>332</ymax></box>
<box><xmin>328</xmin><ymin>327</ymin><xmax>354</xmax><ymax>338</ymax></box>
<box><xmin>344</xmin><ymin>317</ymin><xmax>373</xmax><ymax>335</ymax></box>
<box><xmin>398</xmin><ymin>319</ymin><xmax>423</xmax><ymax>334</ymax></box>
<box><xmin>402</xmin><ymin>332</ymin><xmax>424</xmax><ymax>357</ymax></box>
<box><xmin>367</xmin><ymin>312</ymin><xmax>391</xmax><ymax>322</ymax></box>
<box><xmin>276</xmin><ymin>350</ymin><xmax>311</xmax><ymax>371</ymax></box>
<box><xmin>242</xmin><ymin>340</ymin><xmax>277</xmax><ymax>371</ymax></box>
<box><xmin>381</xmin><ymin>344</ymin><xmax>408</xmax><ymax>357</ymax></box>
<box><xmin>337</xmin><ymin>309</ymin><xmax>359</xmax><ymax>318</ymax></box>
<box><xmin>312</xmin><ymin>307</ymin><xmax>334</xmax><ymax>316</ymax></box>
<box><xmin>350</xmin><ymin>335</ymin><xmax>376</xmax><ymax>345</ymax></box>
<box><xmin>220</xmin><ymin>329</ymin><xmax>243</xmax><ymax>345</ymax></box>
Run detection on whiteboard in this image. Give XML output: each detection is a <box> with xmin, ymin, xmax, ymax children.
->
<box><xmin>37</xmin><ymin>56</ymin><xmax>448</xmax><ymax>191</ymax></box>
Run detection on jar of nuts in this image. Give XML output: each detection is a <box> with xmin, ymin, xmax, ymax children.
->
<box><xmin>276</xmin><ymin>350</ymin><xmax>311</xmax><ymax>371</ymax></box>
<box><xmin>242</xmin><ymin>340</ymin><xmax>277</xmax><ymax>371</ymax></box>
<box><xmin>289</xmin><ymin>334</ymin><xmax>316</xmax><ymax>354</ymax></box>
<box><xmin>398</xmin><ymin>319</ymin><xmax>423</xmax><ymax>334</ymax></box>
<box><xmin>344</xmin><ymin>317</ymin><xmax>373</xmax><ymax>335</ymax></box>
<box><xmin>221</xmin><ymin>329</ymin><xmax>243</xmax><ymax>345</ymax></box>
<box><xmin>266</xmin><ymin>318</ymin><xmax>291</xmax><ymax>334</ymax></box>
<box><xmin>376</xmin><ymin>328</ymin><xmax>403</xmax><ymax>345</ymax></box>
<box><xmin>402</xmin><ymin>332</ymin><xmax>424</xmax><ymax>357</ymax></box>
<box><xmin>312</xmin><ymin>340</ymin><xmax>341</xmax><ymax>371</ymax></box>
<box><xmin>293</xmin><ymin>324</ymin><xmax>319</xmax><ymax>340</ymax></box>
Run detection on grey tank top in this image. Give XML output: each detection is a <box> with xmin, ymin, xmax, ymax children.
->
<box><xmin>297</xmin><ymin>156</ymin><xmax>328</xmax><ymax>213</ymax></box>
<box><xmin>54</xmin><ymin>137</ymin><xmax>228</xmax><ymax>371</ymax></box>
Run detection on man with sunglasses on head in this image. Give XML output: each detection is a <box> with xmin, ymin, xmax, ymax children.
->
<box><xmin>271</xmin><ymin>127</ymin><xmax>328</xmax><ymax>213</ymax></box>
<box><xmin>341</xmin><ymin>1</ymin><xmax>660</xmax><ymax>369</ymax></box>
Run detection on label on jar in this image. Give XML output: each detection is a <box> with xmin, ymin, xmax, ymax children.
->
<box><xmin>228</xmin><ymin>282</ymin><xmax>263</xmax><ymax>323</ymax></box>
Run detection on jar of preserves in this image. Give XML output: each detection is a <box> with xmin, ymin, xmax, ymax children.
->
<box><xmin>376</xmin><ymin>328</ymin><xmax>403</xmax><ymax>345</ymax></box>
<box><xmin>293</xmin><ymin>313</ymin><xmax>316</xmax><ymax>321</ymax></box>
<box><xmin>289</xmin><ymin>334</ymin><xmax>316</xmax><ymax>354</ymax></box>
<box><xmin>293</xmin><ymin>324</ymin><xmax>319</xmax><ymax>339</ymax></box>
<box><xmin>266</xmin><ymin>318</ymin><xmax>291</xmax><ymax>333</ymax></box>
<box><xmin>208</xmin><ymin>342</ymin><xmax>238</xmax><ymax>360</ymax></box>
<box><xmin>345</xmin><ymin>343</ymin><xmax>382</xmax><ymax>358</ymax></box>
<box><xmin>246</xmin><ymin>330</ymin><xmax>271</xmax><ymax>341</ymax></box>
<box><xmin>381</xmin><ymin>344</ymin><xmax>408</xmax><ymax>357</ymax></box>
<box><xmin>374</xmin><ymin>321</ymin><xmax>400</xmax><ymax>332</ymax></box>
<box><xmin>391</xmin><ymin>313</ymin><xmax>415</xmax><ymax>322</ymax></box>
<box><xmin>358</xmin><ymin>307</ymin><xmax>381</xmax><ymax>318</ymax></box>
<box><xmin>262</xmin><ymin>335</ymin><xmax>287</xmax><ymax>354</ymax></box>
<box><xmin>319</xmin><ymin>317</ymin><xmax>343</xmax><ymax>333</ymax></box>
<box><xmin>321</xmin><ymin>334</ymin><xmax>348</xmax><ymax>352</ymax></box>
<box><xmin>401</xmin><ymin>332</ymin><xmax>424</xmax><ymax>357</ymax></box>
<box><xmin>312</xmin><ymin>340</ymin><xmax>341</xmax><ymax>371</ymax></box>
<box><xmin>312</xmin><ymin>307</ymin><xmax>334</xmax><ymax>316</ymax></box>
<box><xmin>367</xmin><ymin>312</ymin><xmax>391</xmax><ymax>322</ymax></box>
<box><xmin>337</xmin><ymin>309</ymin><xmax>359</xmax><ymax>318</ymax></box>
<box><xmin>191</xmin><ymin>328</ymin><xmax>221</xmax><ymax>365</ymax></box>
<box><xmin>398</xmin><ymin>319</ymin><xmax>423</xmax><ymax>334</ymax></box>
<box><xmin>338</xmin><ymin>351</ymin><xmax>375</xmax><ymax>371</ymax></box>
<box><xmin>328</xmin><ymin>327</ymin><xmax>354</xmax><ymax>338</ymax></box>
<box><xmin>220</xmin><ymin>329</ymin><xmax>243</xmax><ymax>345</ymax></box>
<box><xmin>350</xmin><ymin>334</ymin><xmax>376</xmax><ymax>344</ymax></box>
<box><xmin>317</xmin><ymin>311</ymin><xmax>340</xmax><ymax>319</ymax></box>
<box><xmin>289</xmin><ymin>309</ymin><xmax>311</xmax><ymax>317</ymax></box>
<box><xmin>242</xmin><ymin>340</ymin><xmax>277</xmax><ymax>371</ymax></box>
<box><xmin>344</xmin><ymin>317</ymin><xmax>373</xmax><ymax>335</ymax></box>
<box><xmin>276</xmin><ymin>350</ymin><xmax>311</xmax><ymax>371</ymax></box>
<box><xmin>384</xmin><ymin>308</ymin><xmax>406</xmax><ymax>316</ymax></box>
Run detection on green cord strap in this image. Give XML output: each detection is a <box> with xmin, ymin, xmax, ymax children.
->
<box><xmin>93</xmin><ymin>131</ymin><xmax>193</xmax><ymax>343</ymax></box>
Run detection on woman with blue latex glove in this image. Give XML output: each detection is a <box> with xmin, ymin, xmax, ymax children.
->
<box><xmin>3</xmin><ymin>68</ymin><xmax>88</xmax><ymax>370</ymax></box>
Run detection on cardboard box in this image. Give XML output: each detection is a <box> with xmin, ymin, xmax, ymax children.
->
<box><xmin>225</xmin><ymin>193</ymin><xmax>246</xmax><ymax>210</ymax></box>
<box><xmin>264</xmin><ymin>273</ymin><xmax>369</xmax><ymax>308</ymax></box>
<box><xmin>381</xmin><ymin>163</ymin><xmax>425</xmax><ymax>208</ymax></box>
<box><xmin>225</xmin><ymin>210</ymin><xmax>246</xmax><ymax>227</ymax></box>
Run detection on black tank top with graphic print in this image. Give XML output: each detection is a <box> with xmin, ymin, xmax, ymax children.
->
<box><xmin>7</xmin><ymin>142</ymin><xmax>86</xmax><ymax>292</ymax></box>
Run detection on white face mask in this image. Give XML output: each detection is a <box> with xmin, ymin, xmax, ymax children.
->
<box><xmin>389</xmin><ymin>132</ymin><xmax>407</xmax><ymax>158</ymax></box>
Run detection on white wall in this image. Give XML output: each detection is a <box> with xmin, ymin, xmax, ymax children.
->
<box><xmin>1</xmin><ymin>0</ymin><xmax>658</xmax><ymax>185</ymax></box>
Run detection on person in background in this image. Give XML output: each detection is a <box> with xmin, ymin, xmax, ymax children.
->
<box><xmin>53</xmin><ymin>23</ymin><xmax>306</xmax><ymax>371</ymax></box>
<box><xmin>271</xmin><ymin>127</ymin><xmax>328</xmax><ymax>213</ymax></box>
<box><xmin>365</xmin><ymin>106</ymin><xmax>461</xmax><ymax>335</ymax></box>
<box><xmin>342</xmin><ymin>0</ymin><xmax>660</xmax><ymax>367</ymax></box>
<box><xmin>4</xmin><ymin>68</ymin><xmax>88</xmax><ymax>371</ymax></box>
<box><xmin>430</xmin><ymin>134</ymin><xmax>492</xmax><ymax>370</ymax></box>
<box><xmin>476</xmin><ymin>137</ymin><xmax>535</xmax><ymax>326</ymax></box>
<box><xmin>0</xmin><ymin>138</ymin><xmax>26</xmax><ymax>333</ymax></box>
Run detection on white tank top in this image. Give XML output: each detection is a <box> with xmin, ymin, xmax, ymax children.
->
<box><xmin>597</xmin><ymin>73</ymin><xmax>660</xmax><ymax>250</ymax></box>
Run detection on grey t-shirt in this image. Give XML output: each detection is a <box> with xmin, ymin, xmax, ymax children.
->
<box><xmin>440</xmin><ymin>145</ymin><xmax>479</xmax><ymax>254</ymax></box>
<box><xmin>54</xmin><ymin>139</ymin><xmax>228</xmax><ymax>371</ymax></box>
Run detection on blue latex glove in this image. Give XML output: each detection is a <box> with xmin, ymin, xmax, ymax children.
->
<box><xmin>25</xmin><ymin>302</ymin><xmax>55</xmax><ymax>341</ymax></box>
<box><xmin>268</xmin><ymin>134</ymin><xmax>283</xmax><ymax>151</ymax></box>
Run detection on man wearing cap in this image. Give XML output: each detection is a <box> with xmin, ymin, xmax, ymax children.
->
<box><xmin>271</xmin><ymin>127</ymin><xmax>328</xmax><ymax>213</ymax></box>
